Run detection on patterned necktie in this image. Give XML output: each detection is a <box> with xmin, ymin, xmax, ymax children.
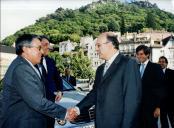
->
<box><xmin>103</xmin><ymin>61</ymin><xmax>109</xmax><ymax>76</ymax></box>
<box><xmin>140</xmin><ymin>64</ymin><xmax>145</xmax><ymax>78</ymax></box>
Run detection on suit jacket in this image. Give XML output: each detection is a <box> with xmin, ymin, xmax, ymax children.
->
<box><xmin>163</xmin><ymin>68</ymin><xmax>174</xmax><ymax>106</ymax></box>
<box><xmin>62</xmin><ymin>75</ymin><xmax>76</xmax><ymax>87</ymax></box>
<box><xmin>141</xmin><ymin>61</ymin><xmax>164</xmax><ymax>111</ymax></box>
<box><xmin>77</xmin><ymin>54</ymin><xmax>142</xmax><ymax>128</ymax></box>
<box><xmin>44</xmin><ymin>56</ymin><xmax>63</xmax><ymax>101</ymax></box>
<box><xmin>1</xmin><ymin>56</ymin><xmax>66</xmax><ymax>128</ymax></box>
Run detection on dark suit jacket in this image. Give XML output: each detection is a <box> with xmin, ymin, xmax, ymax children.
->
<box><xmin>77</xmin><ymin>54</ymin><xmax>142</xmax><ymax>128</ymax></box>
<box><xmin>44</xmin><ymin>56</ymin><xmax>63</xmax><ymax>101</ymax></box>
<box><xmin>163</xmin><ymin>68</ymin><xmax>174</xmax><ymax>106</ymax></box>
<box><xmin>62</xmin><ymin>75</ymin><xmax>76</xmax><ymax>87</ymax></box>
<box><xmin>141</xmin><ymin>61</ymin><xmax>164</xmax><ymax>112</ymax></box>
<box><xmin>1</xmin><ymin>56</ymin><xmax>66</xmax><ymax>128</ymax></box>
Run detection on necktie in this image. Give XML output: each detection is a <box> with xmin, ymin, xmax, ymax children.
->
<box><xmin>66</xmin><ymin>76</ymin><xmax>69</xmax><ymax>82</ymax></box>
<box><xmin>103</xmin><ymin>61</ymin><xmax>109</xmax><ymax>76</ymax></box>
<box><xmin>140</xmin><ymin>64</ymin><xmax>145</xmax><ymax>78</ymax></box>
<box><xmin>34</xmin><ymin>65</ymin><xmax>42</xmax><ymax>78</ymax></box>
<box><xmin>40</xmin><ymin>58</ymin><xmax>47</xmax><ymax>83</ymax></box>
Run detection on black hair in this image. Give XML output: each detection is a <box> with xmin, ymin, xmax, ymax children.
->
<box><xmin>159</xmin><ymin>56</ymin><xmax>168</xmax><ymax>64</ymax></box>
<box><xmin>40</xmin><ymin>35</ymin><xmax>50</xmax><ymax>42</ymax></box>
<box><xmin>136</xmin><ymin>45</ymin><xmax>150</xmax><ymax>55</ymax></box>
<box><xmin>15</xmin><ymin>34</ymin><xmax>40</xmax><ymax>55</ymax></box>
<box><xmin>106</xmin><ymin>34</ymin><xmax>119</xmax><ymax>50</ymax></box>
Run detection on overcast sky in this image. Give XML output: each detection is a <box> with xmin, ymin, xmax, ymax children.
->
<box><xmin>1</xmin><ymin>0</ymin><xmax>174</xmax><ymax>40</ymax></box>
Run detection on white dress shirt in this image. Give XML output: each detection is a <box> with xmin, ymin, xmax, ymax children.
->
<box><xmin>163</xmin><ymin>68</ymin><xmax>166</xmax><ymax>74</ymax></box>
<box><xmin>23</xmin><ymin>57</ymin><xmax>41</xmax><ymax>78</ymax></box>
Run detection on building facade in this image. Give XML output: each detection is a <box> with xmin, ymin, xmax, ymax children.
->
<box><xmin>59</xmin><ymin>40</ymin><xmax>76</xmax><ymax>55</ymax></box>
<box><xmin>119</xmin><ymin>31</ymin><xmax>174</xmax><ymax>69</ymax></box>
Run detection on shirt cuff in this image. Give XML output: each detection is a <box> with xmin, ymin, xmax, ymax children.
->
<box><xmin>75</xmin><ymin>106</ymin><xmax>80</xmax><ymax>115</ymax></box>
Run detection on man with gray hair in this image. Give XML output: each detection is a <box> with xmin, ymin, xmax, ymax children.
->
<box><xmin>0</xmin><ymin>34</ymin><xmax>73</xmax><ymax>128</ymax></box>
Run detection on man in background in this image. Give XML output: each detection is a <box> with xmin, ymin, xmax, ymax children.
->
<box><xmin>38</xmin><ymin>35</ymin><xmax>63</xmax><ymax>128</ymax></box>
<box><xmin>62</xmin><ymin>68</ymin><xmax>76</xmax><ymax>87</ymax></box>
<box><xmin>158</xmin><ymin>56</ymin><xmax>174</xmax><ymax>128</ymax></box>
<box><xmin>136</xmin><ymin>45</ymin><xmax>164</xmax><ymax>128</ymax></box>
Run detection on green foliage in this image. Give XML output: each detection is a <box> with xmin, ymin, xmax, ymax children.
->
<box><xmin>1</xmin><ymin>35</ymin><xmax>16</xmax><ymax>46</ymax></box>
<box><xmin>48</xmin><ymin>51</ymin><xmax>94</xmax><ymax>79</ymax></box>
<box><xmin>2</xmin><ymin>1</ymin><xmax>174</xmax><ymax>46</ymax></box>
<box><xmin>120</xmin><ymin>16</ymin><xmax>126</xmax><ymax>35</ymax></box>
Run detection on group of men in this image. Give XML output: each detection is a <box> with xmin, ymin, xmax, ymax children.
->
<box><xmin>0</xmin><ymin>32</ymin><xmax>174</xmax><ymax>128</ymax></box>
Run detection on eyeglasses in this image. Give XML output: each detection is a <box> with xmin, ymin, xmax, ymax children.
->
<box><xmin>95</xmin><ymin>42</ymin><xmax>109</xmax><ymax>48</ymax></box>
<box><xmin>26</xmin><ymin>45</ymin><xmax>42</xmax><ymax>51</ymax></box>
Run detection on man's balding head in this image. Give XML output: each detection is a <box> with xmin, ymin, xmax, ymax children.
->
<box><xmin>96</xmin><ymin>32</ymin><xmax>119</xmax><ymax>60</ymax></box>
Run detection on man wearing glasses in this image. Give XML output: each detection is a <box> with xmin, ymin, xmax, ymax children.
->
<box><xmin>0</xmin><ymin>34</ymin><xmax>72</xmax><ymax>128</ymax></box>
<box><xmin>68</xmin><ymin>32</ymin><xmax>142</xmax><ymax>128</ymax></box>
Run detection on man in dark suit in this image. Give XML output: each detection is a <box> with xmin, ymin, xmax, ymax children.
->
<box><xmin>68</xmin><ymin>32</ymin><xmax>142</xmax><ymax>128</ymax></box>
<box><xmin>158</xmin><ymin>56</ymin><xmax>174</xmax><ymax>128</ymax></box>
<box><xmin>0</xmin><ymin>34</ymin><xmax>72</xmax><ymax>128</ymax></box>
<box><xmin>136</xmin><ymin>45</ymin><xmax>164</xmax><ymax>128</ymax></box>
<box><xmin>62</xmin><ymin>68</ymin><xmax>76</xmax><ymax>87</ymax></box>
<box><xmin>38</xmin><ymin>35</ymin><xmax>63</xmax><ymax>128</ymax></box>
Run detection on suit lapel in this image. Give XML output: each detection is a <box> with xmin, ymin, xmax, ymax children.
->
<box><xmin>142</xmin><ymin>61</ymin><xmax>151</xmax><ymax>79</ymax></box>
<box><xmin>18</xmin><ymin>56</ymin><xmax>46</xmax><ymax>93</ymax></box>
<box><xmin>100</xmin><ymin>54</ymin><xmax>122</xmax><ymax>84</ymax></box>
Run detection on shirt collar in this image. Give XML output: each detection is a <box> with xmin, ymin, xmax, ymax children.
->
<box><xmin>23</xmin><ymin>57</ymin><xmax>35</xmax><ymax>68</ymax></box>
<box><xmin>23</xmin><ymin>57</ymin><xmax>41</xmax><ymax>78</ymax></box>
<box><xmin>141</xmin><ymin>59</ymin><xmax>149</xmax><ymax>66</ymax></box>
<box><xmin>163</xmin><ymin>68</ymin><xmax>166</xmax><ymax>73</ymax></box>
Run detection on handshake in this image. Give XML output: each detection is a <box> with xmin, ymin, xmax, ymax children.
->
<box><xmin>56</xmin><ymin>107</ymin><xmax>79</xmax><ymax>125</ymax></box>
<box><xmin>65</xmin><ymin>107</ymin><xmax>79</xmax><ymax>121</ymax></box>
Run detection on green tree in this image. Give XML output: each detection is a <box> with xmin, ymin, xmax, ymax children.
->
<box><xmin>107</xmin><ymin>19</ymin><xmax>120</xmax><ymax>32</ymax></box>
<box><xmin>146</xmin><ymin>11</ymin><xmax>158</xmax><ymax>29</ymax></box>
<box><xmin>49</xmin><ymin>51</ymin><xmax>94</xmax><ymax>79</ymax></box>
<box><xmin>70</xmin><ymin>50</ymin><xmax>94</xmax><ymax>79</ymax></box>
<box><xmin>69</xmin><ymin>33</ymin><xmax>80</xmax><ymax>43</ymax></box>
<box><xmin>2</xmin><ymin>35</ymin><xmax>16</xmax><ymax>46</ymax></box>
<box><xmin>120</xmin><ymin>16</ymin><xmax>126</xmax><ymax>35</ymax></box>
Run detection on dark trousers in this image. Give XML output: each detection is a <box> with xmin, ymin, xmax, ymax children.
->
<box><xmin>47</xmin><ymin>116</ymin><xmax>55</xmax><ymax>128</ymax></box>
<box><xmin>160</xmin><ymin>103</ymin><xmax>174</xmax><ymax>128</ymax></box>
<box><xmin>139</xmin><ymin>107</ymin><xmax>158</xmax><ymax>128</ymax></box>
<box><xmin>46</xmin><ymin>95</ymin><xmax>56</xmax><ymax>128</ymax></box>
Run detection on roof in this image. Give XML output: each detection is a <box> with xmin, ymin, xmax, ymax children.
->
<box><xmin>162</xmin><ymin>35</ymin><xmax>174</xmax><ymax>46</ymax></box>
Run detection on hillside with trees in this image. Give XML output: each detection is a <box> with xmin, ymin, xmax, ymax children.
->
<box><xmin>2</xmin><ymin>0</ymin><xmax>174</xmax><ymax>46</ymax></box>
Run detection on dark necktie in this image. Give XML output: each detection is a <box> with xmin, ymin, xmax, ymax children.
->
<box><xmin>40</xmin><ymin>58</ymin><xmax>47</xmax><ymax>83</ymax></box>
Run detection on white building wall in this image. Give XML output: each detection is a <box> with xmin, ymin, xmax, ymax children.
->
<box><xmin>0</xmin><ymin>53</ymin><xmax>17</xmax><ymax>79</ymax></box>
<box><xmin>151</xmin><ymin>48</ymin><xmax>162</xmax><ymax>63</ymax></box>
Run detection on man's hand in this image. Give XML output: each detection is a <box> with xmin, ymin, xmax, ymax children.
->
<box><xmin>154</xmin><ymin>107</ymin><xmax>160</xmax><ymax>118</ymax></box>
<box><xmin>66</xmin><ymin>108</ymin><xmax>79</xmax><ymax>121</ymax></box>
<box><xmin>55</xmin><ymin>91</ymin><xmax>63</xmax><ymax>102</ymax></box>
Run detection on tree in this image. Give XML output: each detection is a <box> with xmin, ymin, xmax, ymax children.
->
<box><xmin>49</xmin><ymin>51</ymin><xmax>94</xmax><ymax>79</ymax></box>
<box><xmin>69</xmin><ymin>33</ymin><xmax>80</xmax><ymax>43</ymax></box>
<box><xmin>146</xmin><ymin>11</ymin><xmax>158</xmax><ymax>29</ymax></box>
<box><xmin>2</xmin><ymin>1</ymin><xmax>174</xmax><ymax>45</ymax></box>
<box><xmin>2</xmin><ymin>35</ymin><xmax>16</xmax><ymax>46</ymax></box>
<box><xmin>107</xmin><ymin>19</ymin><xmax>120</xmax><ymax>32</ymax></box>
<box><xmin>70</xmin><ymin>50</ymin><xmax>94</xmax><ymax>79</ymax></box>
<box><xmin>120</xmin><ymin>16</ymin><xmax>126</xmax><ymax>35</ymax></box>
